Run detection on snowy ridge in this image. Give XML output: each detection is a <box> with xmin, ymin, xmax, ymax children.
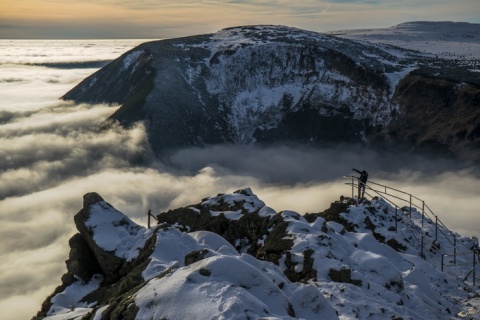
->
<box><xmin>329</xmin><ymin>21</ymin><xmax>480</xmax><ymax>61</ymax></box>
<box><xmin>36</xmin><ymin>188</ymin><xmax>480</xmax><ymax>320</ymax></box>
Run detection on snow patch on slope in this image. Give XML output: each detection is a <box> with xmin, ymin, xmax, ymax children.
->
<box><xmin>136</xmin><ymin>254</ymin><xmax>338</xmax><ymax>319</ymax></box>
<box><xmin>122</xmin><ymin>50</ymin><xmax>144</xmax><ymax>70</ymax></box>
<box><xmin>142</xmin><ymin>228</ymin><xmax>206</xmax><ymax>281</ymax></box>
<box><xmin>46</xmin><ymin>275</ymin><xmax>103</xmax><ymax>319</ymax></box>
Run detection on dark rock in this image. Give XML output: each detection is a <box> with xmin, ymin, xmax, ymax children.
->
<box><xmin>386</xmin><ymin>238</ymin><xmax>408</xmax><ymax>252</ymax></box>
<box><xmin>62</xmin><ymin>233</ymin><xmax>102</xmax><ymax>284</ymax></box>
<box><xmin>83</xmin><ymin>192</ymin><xmax>104</xmax><ymax>208</ymax></box>
<box><xmin>259</xmin><ymin>219</ymin><xmax>294</xmax><ymax>265</ymax></box>
<box><xmin>283</xmin><ymin>249</ymin><xmax>318</xmax><ymax>283</ymax></box>
<box><xmin>329</xmin><ymin>268</ymin><xmax>352</xmax><ymax>283</ymax></box>
<box><xmin>373</xmin><ymin>231</ymin><xmax>386</xmax><ymax>243</ymax></box>
<box><xmin>199</xmin><ymin>268</ymin><xmax>212</xmax><ymax>276</ymax></box>
<box><xmin>364</xmin><ymin>216</ymin><xmax>376</xmax><ymax>230</ymax></box>
<box><xmin>386</xmin><ymin>279</ymin><xmax>404</xmax><ymax>294</ymax></box>
<box><xmin>318</xmin><ymin>200</ymin><xmax>354</xmax><ymax>231</ymax></box>
<box><xmin>36</xmin><ymin>233</ymin><xmax>103</xmax><ymax>318</ymax></box>
<box><xmin>74</xmin><ymin>194</ymin><xmax>127</xmax><ymax>284</ymax></box>
<box><xmin>185</xmin><ymin>249</ymin><xmax>211</xmax><ymax>266</ymax></box>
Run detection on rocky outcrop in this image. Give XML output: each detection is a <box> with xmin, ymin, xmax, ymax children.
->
<box><xmin>34</xmin><ymin>188</ymin><xmax>477</xmax><ymax>319</ymax></box>
<box><xmin>34</xmin><ymin>193</ymin><xmax>156</xmax><ymax>319</ymax></box>
<box><xmin>73</xmin><ymin>193</ymin><xmax>125</xmax><ymax>283</ymax></box>
<box><xmin>156</xmin><ymin>188</ymin><xmax>285</xmax><ymax>259</ymax></box>
<box><xmin>73</xmin><ymin>192</ymin><xmax>156</xmax><ymax>284</ymax></box>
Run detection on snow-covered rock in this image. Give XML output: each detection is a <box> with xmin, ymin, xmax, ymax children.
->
<box><xmin>73</xmin><ymin>192</ymin><xmax>155</xmax><ymax>283</ymax></box>
<box><xmin>34</xmin><ymin>188</ymin><xmax>479</xmax><ymax>319</ymax></box>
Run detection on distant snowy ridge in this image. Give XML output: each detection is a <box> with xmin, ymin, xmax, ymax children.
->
<box><xmin>328</xmin><ymin>21</ymin><xmax>480</xmax><ymax>61</ymax></box>
<box><xmin>33</xmin><ymin>188</ymin><xmax>480</xmax><ymax>319</ymax></box>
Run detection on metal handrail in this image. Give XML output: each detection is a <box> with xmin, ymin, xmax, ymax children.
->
<box><xmin>367</xmin><ymin>179</ymin><xmax>424</xmax><ymax>203</ymax></box>
<box><xmin>344</xmin><ymin>175</ymin><xmax>478</xmax><ymax>285</ymax></box>
<box><xmin>147</xmin><ymin>209</ymin><xmax>158</xmax><ymax>228</ymax></box>
<box><xmin>345</xmin><ymin>177</ymin><xmax>460</xmax><ymax>242</ymax></box>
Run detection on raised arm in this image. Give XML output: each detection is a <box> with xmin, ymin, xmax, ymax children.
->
<box><xmin>352</xmin><ymin>168</ymin><xmax>361</xmax><ymax>174</ymax></box>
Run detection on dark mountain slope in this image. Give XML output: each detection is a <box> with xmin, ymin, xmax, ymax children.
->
<box><xmin>62</xmin><ymin>25</ymin><xmax>480</xmax><ymax>161</ymax></box>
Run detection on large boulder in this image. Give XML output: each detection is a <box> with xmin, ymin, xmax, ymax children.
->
<box><xmin>74</xmin><ymin>192</ymin><xmax>154</xmax><ymax>283</ymax></box>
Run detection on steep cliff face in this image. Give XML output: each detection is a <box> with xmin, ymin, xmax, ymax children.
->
<box><xmin>389</xmin><ymin>72</ymin><xmax>480</xmax><ymax>160</ymax></box>
<box><xmin>62</xmin><ymin>25</ymin><xmax>480</xmax><ymax>161</ymax></box>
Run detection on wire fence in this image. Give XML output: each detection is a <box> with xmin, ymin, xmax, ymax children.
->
<box><xmin>344</xmin><ymin>175</ymin><xmax>480</xmax><ymax>286</ymax></box>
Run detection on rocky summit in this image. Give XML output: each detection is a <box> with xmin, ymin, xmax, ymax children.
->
<box><xmin>34</xmin><ymin>188</ymin><xmax>479</xmax><ymax>319</ymax></box>
<box><xmin>62</xmin><ymin>24</ymin><xmax>480</xmax><ymax>162</ymax></box>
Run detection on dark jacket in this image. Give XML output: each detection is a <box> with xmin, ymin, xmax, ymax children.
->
<box><xmin>353</xmin><ymin>169</ymin><xmax>368</xmax><ymax>184</ymax></box>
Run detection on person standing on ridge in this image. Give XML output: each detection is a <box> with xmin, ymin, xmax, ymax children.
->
<box><xmin>353</xmin><ymin>169</ymin><xmax>368</xmax><ymax>199</ymax></box>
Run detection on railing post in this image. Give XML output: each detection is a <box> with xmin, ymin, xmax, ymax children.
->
<box><xmin>421</xmin><ymin>201</ymin><xmax>425</xmax><ymax>227</ymax></box>
<box><xmin>441</xmin><ymin>253</ymin><xmax>444</xmax><ymax>272</ymax></box>
<box><xmin>454</xmin><ymin>236</ymin><xmax>457</xmax><ymax>265</ymax></box>
<box><xmin>351</xmin><ymin>176</ymin><xmax>354</xmax><ymax>199</ymax></box>
<box><xmin>435</xmin><ymin>215</ymin><xmax>438</xmax><ymax>242</ymax></box>
<box><xmin>409</xmin><ymin>194</ymin><xmax>412</xmax><ymax>219</ymax></box>
<box><xmin>421</xmin><ymin>234</ymin><xmax>424</xmax><ymax>257</ymax></box>
<box><xmin>474</xmin><ymin>249</ymin><xmax>476</xmax><ymax>286</ymax></box>
<box><xmin>395</xmin><ymin>206</ymin><xmax>398</xmax><ymax>233</ymax></box>
<box><xmin>147</xmin><ymin>209</ymin><xmax>151</xmax><ymax>228</ymax></box>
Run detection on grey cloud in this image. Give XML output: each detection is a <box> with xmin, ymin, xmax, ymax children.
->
<box><xmin>164</xmin><ymin>144</ymin><xmax>478</xmax><ymax>184</ymax></box>
<box><xmin>0</xmin><ymin>110</ymin><xmax>17</xmax><ymax>124</ymax></box>
<box><xmin>163</xmin><ymin>144</ymin><xmax>480</xmax><ymax>239</ymax></box>
<box><xmin>0</xmin><ymin>78</ymin><xmax>25</xmax><ymax>83</ymax></box>
<box><xmin>0</xmin><ymin>102</ymin><xmax>153</xmax><ymax>201</ymax></box>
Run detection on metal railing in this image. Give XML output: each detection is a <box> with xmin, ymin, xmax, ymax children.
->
<box><xmin>147</xmin><ymin>209</ymin><xmax>158</xmax><ymax>228</ymax></box>
<box><xmin>344</xmin><ymin>175</ymin><xmax>479</xmax><ymax>286</ymax></box>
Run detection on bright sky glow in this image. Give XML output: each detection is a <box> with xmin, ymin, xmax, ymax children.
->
<box><xmin>1</xmin><ymin>0</ymin><xmax>479</xmax><ymax>38</ymax></box>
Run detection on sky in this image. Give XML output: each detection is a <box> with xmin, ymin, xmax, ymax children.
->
<box><xmin>1</xmin><ymin>0</ymin><xmax>480</xmax><ymax>39</ymax></box>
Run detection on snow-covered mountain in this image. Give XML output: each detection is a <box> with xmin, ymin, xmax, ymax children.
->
<box><xmin>62</xmin><ymin>23</ymin><xmax>480</xmax><ymax>162</ymax></box>
<box><xmin>33</xmin><ymin>188</ymin><xmax>479</xmax><ymax>319</ymax></box>
<box><xmin>328</xmin><ymin>21</ymin><xmax>480</xmax><ymax>60</ymax></box>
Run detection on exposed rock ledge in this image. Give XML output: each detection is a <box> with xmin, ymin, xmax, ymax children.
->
<box><xmin>34</xmin><ymin>189</ymin><xmax>474</xmax><ymax>319</ymax></box>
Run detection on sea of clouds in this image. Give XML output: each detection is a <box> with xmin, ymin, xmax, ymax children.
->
<box><xmin>1</xmin><ymin>40</ymin><xmax>478</xmax><ymax>320</ymax></box>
